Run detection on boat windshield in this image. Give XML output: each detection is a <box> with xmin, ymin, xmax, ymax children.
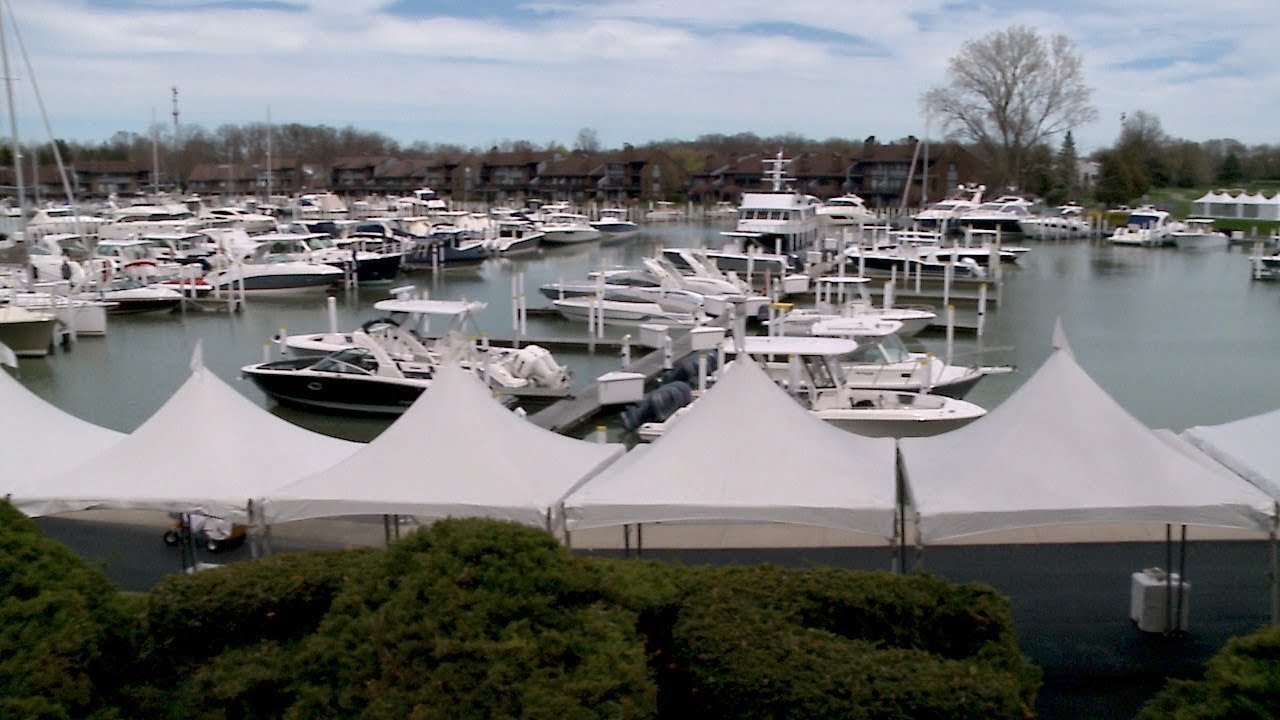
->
<box><xmin>840</xmin><ymin>334</ymin><xmax>911</xmax><ymax>364</ymax></box>
<box><xmin>312</xmin><ymin>348</ymin><xmax>377</xmax><ymax>374</ymax></box>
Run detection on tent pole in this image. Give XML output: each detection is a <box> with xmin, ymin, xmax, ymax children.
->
<box><xmin>1165</xmin><ymin>524</ymin><xmax>1173</xmax><ymax>636</ymax></box>
<box><xmin>394</xmin><ymin>514</ymin><xmax>401</xmax><ymax>541</ymax></box>
<box><xmin>637</xmin><ymin>523</ymin><xmax>643</xmax><ymax>557</ymax></box>
<box><xmin>247</xmin><ymin>500</ymin><xmax>260</xmax><ymax>560</ymax></box>
<box><xmin>1271</xmin><ymin>517</ymin><xmax>1278</xmax><ymax>626</ymax></box>
<box><xmin>913</xmin><ymin>511</ymin><xmax>924</xmax><ymax>573</ymax></box>
<box><xmin>383</xmin><ymin>514</ymin><xmax>391</xmax><ymax>546</ymax></box>
<box><xmin>623</xmin><ymin>524</ymin><xmax>631</xmax><ymax>557</ymax></box>
<box><xmin>1176</xmin><ymin>524</ymin><xmax>1187</xmax><ymax>635</ymax></box>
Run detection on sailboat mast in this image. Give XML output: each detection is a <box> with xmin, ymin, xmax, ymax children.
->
<box><xmin>265</xmin><ymin>105</ymin><xmax>272</xmax><ymax>201</ymax></box>
<box><xmin>0</xmin><ymin>3</ymin><xmax>24</xmax><ymax>221</ymax></box>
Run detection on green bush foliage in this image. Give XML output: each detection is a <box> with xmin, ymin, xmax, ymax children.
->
<box><xmin>285</xmin><ymin>518</ymin><xmax>656</xmax><ymax>719</ymax></box>
<box><xmin>1138</xmin><ymin>624</ymin><xmax>1280</xmax><ymax>719</ymax></box>
<box><xmin>3</xmin><ymin>512</ymin><xmax>1040</xmax><ymax>719</ymax></box>
<box><xmin>0</xmin><ymin>501</ymin><xmax>137</xmax><ymax>719</ymax></box>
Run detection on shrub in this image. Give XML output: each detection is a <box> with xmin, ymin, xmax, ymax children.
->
<box><xmin>1138</xmin><ymin>624</ymin><xmax>1280</xmax><ymax>719</ymax></box>
<box><xmin>0</xmin><ymin>501</ymin><xmax>138</xmax><ymax>718</ymax></box>
<box><xmin>285</xmin><ymin>519</ymin><xmax>657</xmax><ymax>719</ymax></box>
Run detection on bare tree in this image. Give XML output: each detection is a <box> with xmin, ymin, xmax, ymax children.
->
<box><xmin>922</xmin><ymin>26</ymin><xmax>1097</xmax><ymax>190</ymax></box>
<box><xmin>573</xmin><ymin>127</ymin><xmax>601</xmax><ymax>153</ymax></box>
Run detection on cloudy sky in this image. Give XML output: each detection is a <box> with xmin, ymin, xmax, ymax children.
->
<box><xmin>4</xmin><ymin>0</ymin><xmax>1272</xmax><ymax>154</ymax></box>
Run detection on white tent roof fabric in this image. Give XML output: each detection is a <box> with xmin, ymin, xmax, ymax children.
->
<box><xmin>562</xmin><ymin>357</ymin><xmax>898</xmax><ymax>538</ymax></box>
<box><xmin>1185</xmin><ymin>409</ymin><xmax>1280</xmax><ymax>501</ymax></box>
<box><xmin>900</xmin><ymin>348</ymin><xmax>1275</xmax><ymax>543</ymax></box>
<box><xmin>263</xmin><ymin>364</ymin><xmax>625</xmax><ymax>527</ymax></box>
<box><xmin>9</xmin><ymin>366</ymin><xmax>361</xmax><ymax>520</ymax></box>
<box><xmin>1</xmin><ymin>369</ymin><xmax>125</xmax><ymax>496</ymax></box>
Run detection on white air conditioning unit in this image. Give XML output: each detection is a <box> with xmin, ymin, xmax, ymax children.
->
<box><xmin>1129</xmin><ymin>568</ymin><xmax>1190</xmax><ymax>633</ymax></box>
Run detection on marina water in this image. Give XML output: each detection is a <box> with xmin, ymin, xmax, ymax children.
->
<box><xmin>11</xmin><ymin>223</ymin><xmax>1280</xmax><ymax>442</ymax></box>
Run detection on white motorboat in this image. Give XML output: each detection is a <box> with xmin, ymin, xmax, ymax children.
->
<box><xmin>486</xmin><ymin>219</ymin><xmax>545</xmax><ymax>255</ymax></box>
<box><xmin>93</xmin><ymin>238</ymin><xmax>185</xmax><ymax>282</ymax></box>
<box><xmin>82</xmin><ymin>280</ymin><xmax>184</xmax><ymax>315</ymax></box>
<box><xmin>200</xmin><ymin>206</ymin><xmax>278</xmax><ymax>233</ymax></box>
<box><xmin>721</xmin><ymin>152</ymin><xmax>820</xmax><ymax>256</ymax></box>
<box><xmin>644</xmin><ymin>201</ymin><xmax>685</xmax><ymax>222</ymax></box>
<box><xmin>539</xmin><ymin>213</ymin><xmax>602</xmax><ymax>244</ymax></box>
<box><xmin>1019</xmin><ymin>203</ymin><xmax>1092</xmax><ymax>238</ymax></box>
<box><xmin>633</xmin><ymin>352</ymin><xmax>986</xmax><ymax>440</ymax></box>
<box><xmin>97</xmin><ymin>203</ymin><xmax>225</xmax><ymax>240</ymax></box>
<box><xmin>1108</xmin><ymin>206</ymin><xmax>1183</xmax><ymax>246</ymax></box>
<box><xmin>910</xmin><ymin>183</ymin><xmax>985</xmax><ymax>230</ymax></box>
<box><xmin>552</xmin><ymin>297</ymin><xmax>700</xmax><ymax>327</ymax></box>
<box><xmin>1170</xmin><ymin>217</ymin><xmax>1229</xmax><ymax>250</ymax></box>
<box><xmin>816</xmin><ymin>193</ymin><xmax>878</xmax><ymax>226</ymax></box>
<box><xmin>954</xmin><ymin>195</ymin><xmax>1035</xmax><ymax>233</ymax></box>
<box><xmin>271</xmin><ymin>298</ymin><xmax>572</xmax><ymax>406</ymax></box>
<box><xmin>202</xmin><ymin>243</ymin><xmax>343</xmax><ymax>296</ymax></box>
<box><xmin>2</xmin><ymin>287</ymin><xmax>113</xmax><ymax>336</ymax></box>
<box><xmin>25</xmin><ymin>206</ymin><xmax>106</xmax><ymax>237</ymax></box>
<box><xmin>767</xmin><ymin>278</ymin><xmax>935</xmax><ymax>338</ymax></box>
<box><xmin>589</xmin><ymin>208</ymin><xmax>640</xmax><ymax>238</ymax></box>
<box><xmin>726</xmin><ymin>334</ymin><xmax>1010</xmax><ymax>399</ymax></box>
<box><xmin>0</xmin><ymin>305</ymin><xmax>57</xmax><ymax>357</ymax></box>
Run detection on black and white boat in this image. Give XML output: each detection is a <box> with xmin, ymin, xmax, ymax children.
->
<box><xmin>202</xmin><ymin>243</ymin><xmax>343</xmax><ymax>296</ymax></box>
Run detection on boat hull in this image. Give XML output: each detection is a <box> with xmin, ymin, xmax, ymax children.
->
<box><xmin>242</xmin><ymin>363</ymin><xmax>430</xmax><ymax>415</ymax></box>
<box><xmin>0</xmin><ymin>313</ymin><xmax>56</xmax><ymax>357</ymax></box>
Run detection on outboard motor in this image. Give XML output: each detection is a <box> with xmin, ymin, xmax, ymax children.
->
<box><xmin>621</xmin><ymin>380</ymin><xmax>694</xmax><ymax>432</ymax></box>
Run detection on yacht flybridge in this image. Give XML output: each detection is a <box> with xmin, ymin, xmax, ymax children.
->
<box><xmin>721</xmin><ymin>152</ymin><xmax>820</xmax><ymax>256</ymax></box>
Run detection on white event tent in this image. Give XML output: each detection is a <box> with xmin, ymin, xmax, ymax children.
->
<box><xmin>1</xmin><ymin>367</ymin><xmax>125</xmax><ymax>497</ymax></box>
<box><xmin>262</xmin><ymin>363</ymin><xmax>625</xmax><ymax>528</ymax></box>
<box><xmin>900</xmin><ymin>339</ymin><xmax>1276</xmax><ymax>544</ymax></box>
<box><xmin>561</xmin><ymin>357</ymin><xmax>898</xmax><ymax>539</ymax></box>
<box><xmin>8</xmin><ymin>354</ymin><xmax>361</xmax><ymax>521</ymax></box>
<box><xmin>1185</xmin><ymin>409</ymin><xmax>1280</xmax><ymax>501</ymax></box>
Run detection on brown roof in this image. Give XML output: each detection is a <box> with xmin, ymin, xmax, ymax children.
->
<box><xmin>539</xmin><ymin>154</ymin><xmax>596</xmax><ymax>177</ymax></box>
<box><xmin>73</xmin><ymin>160</ymin><xmax>144</xmax><ymax>174</ymax></box>
<box><xmin>187</xmin><ymin>163</ymin><xmax>253</xmax><ymax>182</ymax></box>
<box><xmin>333</xmin><ymin>155</ymin><xmax>393</xmax><ymax>171</ymax></box>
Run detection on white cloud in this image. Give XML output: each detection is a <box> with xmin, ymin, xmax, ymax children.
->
<box><xmin>4</xmin><ymin>0</ymin><xmax>1276</xmax><ymax>153</ymax></box>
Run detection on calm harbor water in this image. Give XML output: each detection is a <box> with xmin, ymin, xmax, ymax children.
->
<box><xmin>11</xmin><ymin>222</ymin><xmax>1279</xmax><ymax>441</ymax></box>
<box><xmin>14</xmin><ymin>223</ymin><xmax>1280</xmax><ymax>719</ymax></box>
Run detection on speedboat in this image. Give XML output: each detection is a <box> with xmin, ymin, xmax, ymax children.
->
<box><xmin>816</xmin><ymin>194</ymin><xmax>878</xmax><ymax>226</ymax></box>
<box><xmin>277</xmin><ymin>297</ymin><xmax>574</xmax><ymax>398</ymax></box>
<box><xmin>202</xmin><ymin>243</ymin><xmax>343</xmax><ymax>296</ymax></box>
<box><xmin>83</xmin><ymin>280</ymin><xmax>184</xmax><ymax>315</ymax></box>
<box><xmin>589</xmin><ymin>208</ymin><xmax>640</xmax><ymax>239</ymax></box>
<box><xmin>486</xmin><ymin>219</ymin><xmax>545</xmax><ymax>255</ymax></box>
<box><xmin>552</xmin><ymin>297</ymin><xmax>700</xmax><ymax>327</ymax></box>
<box><xmin>242</xmin><ymin>334</ymin><xmax>444</xmax><ymax>415</ymax></box>
<box><xmin>632</xmin><ymin>353</ymin><xmax>986</xmax><ymax>441</ymax></box>
<box><xmin>726</xmin><ymin>334</ymin><xmax>1010</xmax><ymax>399</ymax></box>
<box><xmin>1019</xmin><ymin>203</ymin><xmax>1092</xmax><ymax>238</ymax></box>
<box><xmin>910</xmin><ymin>183</ymin><xmax>985</xmax><ymax>230</ymax></box>
<box><xmin>242</xmin><ymin>329</ymin><xmax>563</xmax><ymax>415</ymax></box>
<box><xmin>644</xmin><ymin>201</ymin><xmax>685</xmax><ymax>222</ymax></box>
<box><xmin>1108</xmin><ymin>206</ymin><xmax>1183</xmax><ymax>247</ymax></box>
<box><xmin>540</xmin><ymin>213</ymin><xmax>602</xmax><ymax>244</ymax></box>
<box><xmin>954</xmin><ymin>195</ymin><xmax>1035</xmax><ymax>233</ymax></box>
<box><xmin>1170</xmin><ymin>217</ymin><xmax>1229</xmax><ymax>250</ymax></box>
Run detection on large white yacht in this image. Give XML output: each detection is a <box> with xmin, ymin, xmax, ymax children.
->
<box><xmin>910</xmin><ymin>184</ymin><xmax>985</xmax><ymax>229</ymax></box>
<box><xmin>721</xmin><ymin>152</ymin><xmax>820</xmax><ymax>256</ymax></box>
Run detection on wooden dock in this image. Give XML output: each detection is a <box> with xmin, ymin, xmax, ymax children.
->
<box><xmin>528</xmin><ymin>325</ymin><xmax>717</xmax><ymax>434</ymax></box>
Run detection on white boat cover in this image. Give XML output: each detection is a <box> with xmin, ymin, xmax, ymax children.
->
<box><xmin>263</xmin><ymin>363</ymin><xmax>625</xmax><ymax>527</ymax></box>
<box><xmin>9</xmin><ymin>362</ymin><xmax>360</xmax><ymax>520</ymax></box>
<box><xmin>561</xmin><ymin>357</ymin><xmax>898</xmax><ymax>538</ymax></box>
<box><xmin>1185</xmin><ymin>408</ymin><xmax>1280</xmax><ymax>502</ymax></box>
<box><xmin>900</xmin><ymin>346</ymin><xmax>1276</xmax><ymax>543</ymax></box>
<box><xmin>1</xmin><ymin>368</ymin><xmax>124</xmax><ymax>497</ymax></box>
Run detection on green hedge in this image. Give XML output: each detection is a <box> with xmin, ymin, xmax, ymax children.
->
<box><xmin>2</xmin><ymin>512</ymin><xmax>1040</xmax><ymax>719</ymax></box>
<box><xmin>1138</xmin><ymin>624</ymin><xmax>1280</xmax><ymax>719</ymax></box>
<box><xmin>0</xmin><ymin>501</ymin><xmax>136</xmax><ymax>719</ymax></box>
<box><xmin>285</xmin><ymin>519</ymin><xmax>656</xmax><ymax>719</ymax></box>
